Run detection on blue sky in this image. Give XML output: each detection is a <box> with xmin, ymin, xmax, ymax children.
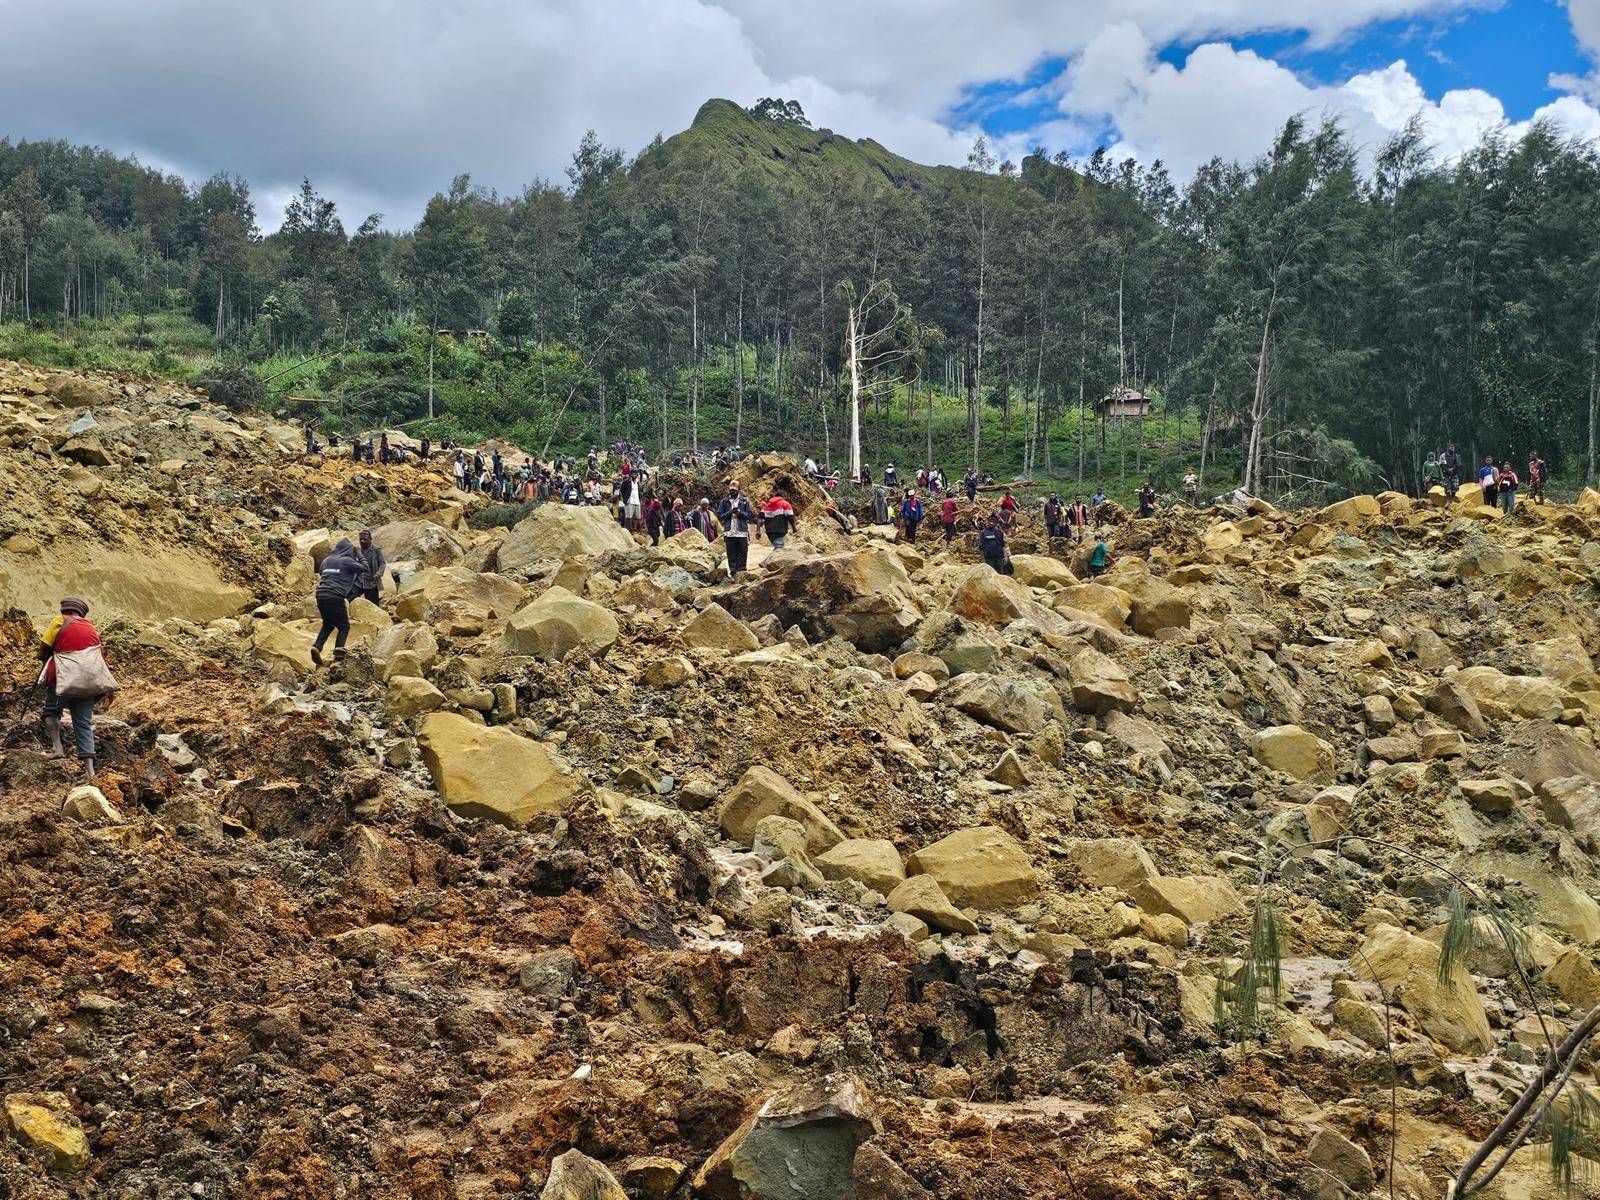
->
<box><xmin>950</xmin><ymin>0</ymin><xmax>1599</xmax><ymax>167</ymax></box>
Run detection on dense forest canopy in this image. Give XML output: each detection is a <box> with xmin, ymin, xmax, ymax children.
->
<box><xmin>1</xmin><ymin>97</ymin><xmax>1597</xmax><ymax>497</ymax></box>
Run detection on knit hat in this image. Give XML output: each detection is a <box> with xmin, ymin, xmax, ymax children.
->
<box><xmin>60</xmin><ymin>596</ymin><xmax>89</xmax><ymax>616</ymax></box>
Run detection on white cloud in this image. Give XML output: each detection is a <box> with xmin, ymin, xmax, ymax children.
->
<box><xmin>1553</xmin><ymin>0</ymin><xmax>1600</xmax><ymax>102</ymax></box>
<box><xmin>0</xmin><ymin>0</ymin><xmax>1585</xmax><ymax>231</ymax></box>
<box><xmin>1053</xmin><ymin>23</ymin><xmax>1600</xmax><ymax>177</ymax></box>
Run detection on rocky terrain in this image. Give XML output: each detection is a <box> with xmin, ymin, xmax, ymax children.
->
<box><xmin>3</xmin><ymin>359</ymin><xmax>1600</xmax><ymax>1198</ymax></box>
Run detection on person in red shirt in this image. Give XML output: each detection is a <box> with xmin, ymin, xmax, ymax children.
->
<box><xmin>939</xmin><ymin>495</ymin><xmax>958</xmax><ymax>541</ymax></box>
<box><xmin>998</xmin><ymin>488</ymin><xmax>1018</xmax><ymax>530</ymax></box>
<box><xmin>759</xmin><ymin>489</ymin><xmax>798</xmax><ymax>549</ymax></box>
<box><xmin>39</xmin><ymin>596</ymin><xmax>105</xmax><ymax>777</ymax></box>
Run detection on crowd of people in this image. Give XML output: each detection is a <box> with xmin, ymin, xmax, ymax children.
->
<box><xmin>1421</xmin><ymin>446</ymin><xmax>1548</xmax><ymax>514</ymax></box>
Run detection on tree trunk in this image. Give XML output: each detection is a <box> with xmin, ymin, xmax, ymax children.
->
<box><xmin>1077</xmin><ymin>308</ymin><xmax>1087</xmax><ymax>484</ymax></box>
<box><xmin>1199</xmin><ymin>378</ymin><xmax>1217</xmax><ymax>488</ymax></box>
<box><xmin>1243</xmin><ymin>283</ymin><xmax>1279</xmax><ymax>496</ymax></box>
<box><xmin>426</xmin><ymin>319</ymin><xmax>438</xmax><ymax>420</ymax></box>
<box><xmin>598</xmin><ymin>376</ymin><xmax>608</xmax><ymax>446</ymax></box>
<box><xmin>846</xmin><ymin>303</ymin><xmax>863</xmax><ymax>480</ymax></box>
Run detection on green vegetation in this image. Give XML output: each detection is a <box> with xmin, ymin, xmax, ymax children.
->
<box><xmin>1</xmin><ymin>98</ymin><xmax>1597</xmax><ymax>504</ymax></box>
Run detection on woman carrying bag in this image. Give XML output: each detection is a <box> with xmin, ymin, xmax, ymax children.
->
<box><xmin>40</xmin><ymin>596</ymin><xmax>118</xmax><ymax>780</ymax></box>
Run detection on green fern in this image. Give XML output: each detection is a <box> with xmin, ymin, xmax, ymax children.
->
<box><xmin>1216</xmin><ymin>896</ymin><xmax>1283</xmax><ymax>1039</ymax></box>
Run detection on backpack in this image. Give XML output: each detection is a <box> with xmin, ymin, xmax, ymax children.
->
<box><xmin>52</xmin><ymin>619</ymin><xmax>120</xmax><ymax>700</ymax></box>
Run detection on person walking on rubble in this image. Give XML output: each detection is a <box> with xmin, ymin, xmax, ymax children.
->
<box><xmin>899</xmin><ymin>488</ymin><xmax>924</xmax><ymax>544</ymax></box>
<box><xmin>978</xmin><ymin>513</ymin><xmax>1010</xmax><ymax>575</ymax></box>
<box><xmin>311</xmin><ymin>539</ymin><xmax>365</xmax><ymax>666</ymax></box>
<box><xmin>39</xmin><ymin>596</ymin><xmax>116</xmax><ymax>780</ymax></box>
<box><xmin>356</xmin><ymin>530</ymin><xmax>386</xmax><ymax>605</ymax></box>
<box><xmin>718</xmin><ymin>481</ymin><xmax>756</xmax><ymax>577</ymax></box>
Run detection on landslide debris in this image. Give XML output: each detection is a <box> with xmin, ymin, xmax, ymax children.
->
<box><xmin>2</xmin><ymin>359</ymin><xmax>1599</xmax><ymax>1197</ymax></box>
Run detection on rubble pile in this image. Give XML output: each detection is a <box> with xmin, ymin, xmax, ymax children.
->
<box><xmin>2</xmin><ymin>359</ymin><xmax>1599</xmax><ymax>1196</ymax></box>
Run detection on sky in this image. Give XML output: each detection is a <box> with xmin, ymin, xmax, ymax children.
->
<box><xmin>2</xmin><ymin>0</ymin><xmax>1597</xmax><ymax>232</ymax></box>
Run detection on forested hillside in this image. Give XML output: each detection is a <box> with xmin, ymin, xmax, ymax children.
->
<box><xmin>1</xmin><ymin>97</ymin><xmax>1597</xmax><ymax>497</ymax></box>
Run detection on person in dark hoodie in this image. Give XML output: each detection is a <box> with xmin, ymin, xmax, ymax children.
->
<box><xmin>311</xmin><ymin>539</ymin><xmax>365</xmax><ymax>665</ymax></box>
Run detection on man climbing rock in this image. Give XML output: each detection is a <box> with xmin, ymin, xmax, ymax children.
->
<box><xmin>356</xmin><ymin>530</ymin><xmax>387</xmax><ymax>605</ymax></box>
<box><xmin>311</xmin><ymin>539</ymin><xmax>365</xmax><ymax>665</ymax></box>
<box><xmin>760</xmin><ymin>487</ymin><xmax>797</xmax><ymax>550</ymax></box>
<box><xmin>39</xmin><ymin>596</ymin><xmax>113</xmax><ymax>780</ymax></box>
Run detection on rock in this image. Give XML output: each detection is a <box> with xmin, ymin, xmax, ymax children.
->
<box><xmin>1356</xmin><ymin>923</ymin><xmax>1491</xmax><ymax>1053</ymax></box>
<box><xmin>884</xmin><ymin>912</ymin><xmax>929</xmax><ymax>942</ymax></box>
<box><xmin>814</xmin><ymin>839</ymin><xmax>906</xmax><ymax>894</ymax></box>
<box><xmin>1361</xmin><ymin>694</ymin><xmax>1396</xmax><ymax>732</ymax></box>
<box><xmin>4</xmin><ymin>1091</ymin><xmax>89</xmax><ymax>1172</ymax></box>
<box><xmin>945</xmin><ymin>672</ymin><xmax>1059</xmax><ymax>734</ymax></box>
<box><xmin>367</xmin><ymin>621</ymin><xmax>439</xmax><ymax>670</ymax></box>
<box><xmin>1130</xmin><ymin>875</ymin><xmax>1242</xmax><ymax>925</ymax></box>
<box><xmin>1364</xmin><ymin>735</ymin><xmax>1417</xmax><ymax>763</ymax></box>
<box><xmin>1252</xmin><ymin>724</ymin><xmax>1335</xmax><ymax>784</ymax></box>
<box><xmin>722</xmin><ymin>546</ymin><xmax>922</xmax><ymax>652</ymax></box>
<box><xmin>753</xmin><ymin>815</ymin><xmax>826</xmax><ymax>891</ymax></box>
<box><xmin>329</xmin><ymin>923</ymin><xmax>400</xmax><ymax>965</ymax></box>
<box><xmin>417</xmin><ymin>711</ymin><xmax>579</xmax><ymax>827</ymax></box>
<box><xmin>1306</xmin><ymin>1128</ymin><xmax>1376</xmax><ymax>1195</ymax></box>
<box><xmin>717</xmin><ymin>766</ymin><xmax>844</xmax><ymax>852</ymax></box>
<box><xmin>503</xmin><ymin>586</ymin><xmax>619</xmax><ymax>661</ymax></box>
<box><xmin>853</xmin><ymin>1143</ymin><xmax>934</xmax><ymax>1200</ymax></box>
<box><xmin>947</xmin><ymin>563</ymin><xmax>1035</xmax><ymax>624</ymax></box>
<box><xmin>1065</xmin><ymin>838</ymin><xmax>1158</xmax><ymax>889</ymax></box>
<box><xmin>384</xmin><ymin>674</ymin><xmax>447</xmax><ymax>719</ymax></box>
<box><xmin>1419</xmin><ymin>725</ymin><xmax>1465</xmax><ymax>759</ymax></box>
<box><xmin>1331</xmin><ymin>997</ymin><xmax>1388</xmax><ymax>1047</ymax></box>
<box><xmin>540</xmin><ymin>1149</ymin><xmax>627</xmax><ymax>1200</ymax></box>
<box><xmin>693</xmin><ymin>1074</ymin><xmax>878</xmax><ymax>1200</ymax></box>
<box><xmin>901</xmin><ymin>671</ymin><xmax>939</xmax><ymax>701</ymax></box>
<box><xmin>1110</xmin><ymin>567</ymin><xmax>1191</xmax><ymax>636</ymax></box>
<box><xmin>397</xmin><ymin>566</ymin><xmax>525</xmax><ymax>630</ymax></box>
<box><xmin>520</xmin><ymin>948</ymin><xmax>579</xmax><ymax>998</ymax></box>
<box><xmin>1066</xmin><ymin>645</ymin><xmax>1138</xmax><ymax>715</ymax></box>
<box><xmin>1459</xmin><ymin>778</ymin><xmax>1517</xmax><ymax>816</ymax></box>
<box><xmin>886</xmin><ymin>875</ymin><xmax>978</xmax><ymax>935</ymax></box>
<box><xmin>682</xmin><ymin>603</ymin><xmax>761</xmax><ymax>652</ymax></box>
<box><xmin>1319</xmin><ymin>494</ymin><xmax>1381</xmax><ymax>527</ymax></box>
<box><xmin>892</xmin><ymin>651</ymin><xmax>948</xmax><ymax>681</ymax></box>
<box><xmin>643</xmin><ymin>655</ymin><xmax>696</xmax><ymax>687</ymax></box>
<box><xmin>250</xmin><ymin>617</ymin><xmax>316</xmax><ymax>672</ymax></box>
<box><xmin>1427</xmin><ymin>678</ymin><xmax>1488</xmax><ymax>735</ymax></box>
<box><xmin>906</xmin><ymin>826</ymin><xmax>1038</xmax><ymax>909</ymax></box>
<box><xmin>619</xmin><ymin>1156</ymin><xmax>687</xmax><ymax>1200</ymax></box>
<box><xmin>370</xmin><ymin>519</ymin><xmax>464</xmax><ymax>568</ymax></box>
<box><xmin>61</xmin><ymin>785</ymin><xmax>119</xmax><ymax>824</ymax></box>
<box><xmin>1008</xmin><ymin>554</ymin><xmax>1077</xmax><ymax>588</ymax></box>
<box><xmin>1454</xmin><ymin>665</ymin><xmax>1565</xmax><ymax>721</ymax></box>
<box><xmin>1538</xmin><ymin>776</ymin><xmax>1600</xmax><ymax>838</ymax></box>
<box><xmin>1541</xmin><ymin>947</ymin><xmax>1600</xmax><ymax>1010</ymax></box>
<box><xmin>986</xmin><ymin>749</ymin><xmax>1030</xmax><ymax>787</ymax></box>
<box><xmin>501</xmin><ymin>504</ymin><xmax>634</xmax><ymax>569</ymax></box>
<box><xmin>1056</xmin><ymin>583</ymin><xmax>1133</xmax><ymax>628</ymax></box>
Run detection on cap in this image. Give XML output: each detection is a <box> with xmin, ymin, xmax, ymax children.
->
<box><xmin>60</xmin><ymin>596</ymin><xmax>89</xmax><ymax>616</ymax></box>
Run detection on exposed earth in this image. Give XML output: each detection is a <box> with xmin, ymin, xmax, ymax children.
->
<box><xmin>3</xmin><ymin>361</ymin><xmax>1600</xmax><ymax>1198</ymax></box>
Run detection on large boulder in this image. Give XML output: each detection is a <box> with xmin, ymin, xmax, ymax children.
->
<box><xmin>946</xmin><ymin>564</ymin><xmax>1034</xmax><ymax>624</ymax></box>
<box><xmin>1052</xmin><ymin>582</ymin><xmax>1132</xmax><ymax>628</ymax></box>
<box><xmin>417</xmin><ymin>712</ymin><xmax>579</xmax><ymax>827</ymax></box>
<box><xmin>1319</xmin><ymin>494</ymin><xmax>1381</xmax><ymax>528</ymax></box>
<box><xmin>944</xmin><ymin>673</ymin><xmax>1060</xmax><ymax>734</ymax></box>
<box><xmin>717</xmin><ymin>766</ymin><xmax>843</xmax><ymax>852</ymax></box>
<box><xmin>814</xmin><ymin>839</ymin><xmax>906</xmax><ymax>895</ymax></box>
<box><xmin>1453</xmin><ymin>666</ymin><xmax>1565</xmax><ymax>722</ymax></box>
<box><xmin>906</xmin><ymin>826</ymin><xmax>1037</xmax><ymax>909</ymax></box>
<box><xmin>250</xmin><ymin>618</ymin><xmax>315</xmax><ymax>672</ymax></box>
<box><xmin>1252</xmin><ymin>724</ymin><xmax>1335</xmax><ymax>785</ymax></box>
<box><xmin>682</xmin><ymin>603</ymin><xmax>761</xmax><ymax>652</ymax></box>
<box><xmin>1356</xmin><ymin>923</ymin><xmax>1491</xmax><ymax>1053</ymax></box>
<box><xmin>1066</xmin><ymin>646</ymin><xmax>1138</xmax><ymax>715</ymax></box>
<box><xmin>1065</xmin><ymin>838</ymin><xmax>1158</xmax><ymax>889</ymax></box>
<box><xmin>396</xmin><ymin>566</ymin><xmax>525</xmax><ymax>630</ymax></box>
<box><xmin>886</xmin><ymin>875</ymin><xmax>978</xmax><ymax>935</ymax></box>
<box><xmin>369</xmin><ymin>519</ymin><xmax>464</xmax><ymax>568</ymax></box>
<box><xmin>1108</xmin><ymin>565</ymin><xmax>1191</xmax><ymax>636</ymax></box>
<box><xmin>1009</xmin><ymin>554</ymin><xmax>1076</xmax><ymax>588</ymax></box>
<box><xmin>500</xmin><ymin>504</ymin><xmax>634</xmax><ymax>569</ymax></box>
<box><xmin>693</xmin><ymin>1074</ymin><xmax>877</xmax><ymax>1200</ymax></box>
<box><xmin>503</xmin><ymin>586</ymin><xmax>619</xmax><ymax>661</ymax></box>
<box><xmin>541</xmin><ymin>1149</ymin><xmax>627</xmax><ymax>1200</ymax></box>
<box><xmin>721</xmin><ymin>546</ymin><xmax>922</xmax><ymax>652</ymax></box>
